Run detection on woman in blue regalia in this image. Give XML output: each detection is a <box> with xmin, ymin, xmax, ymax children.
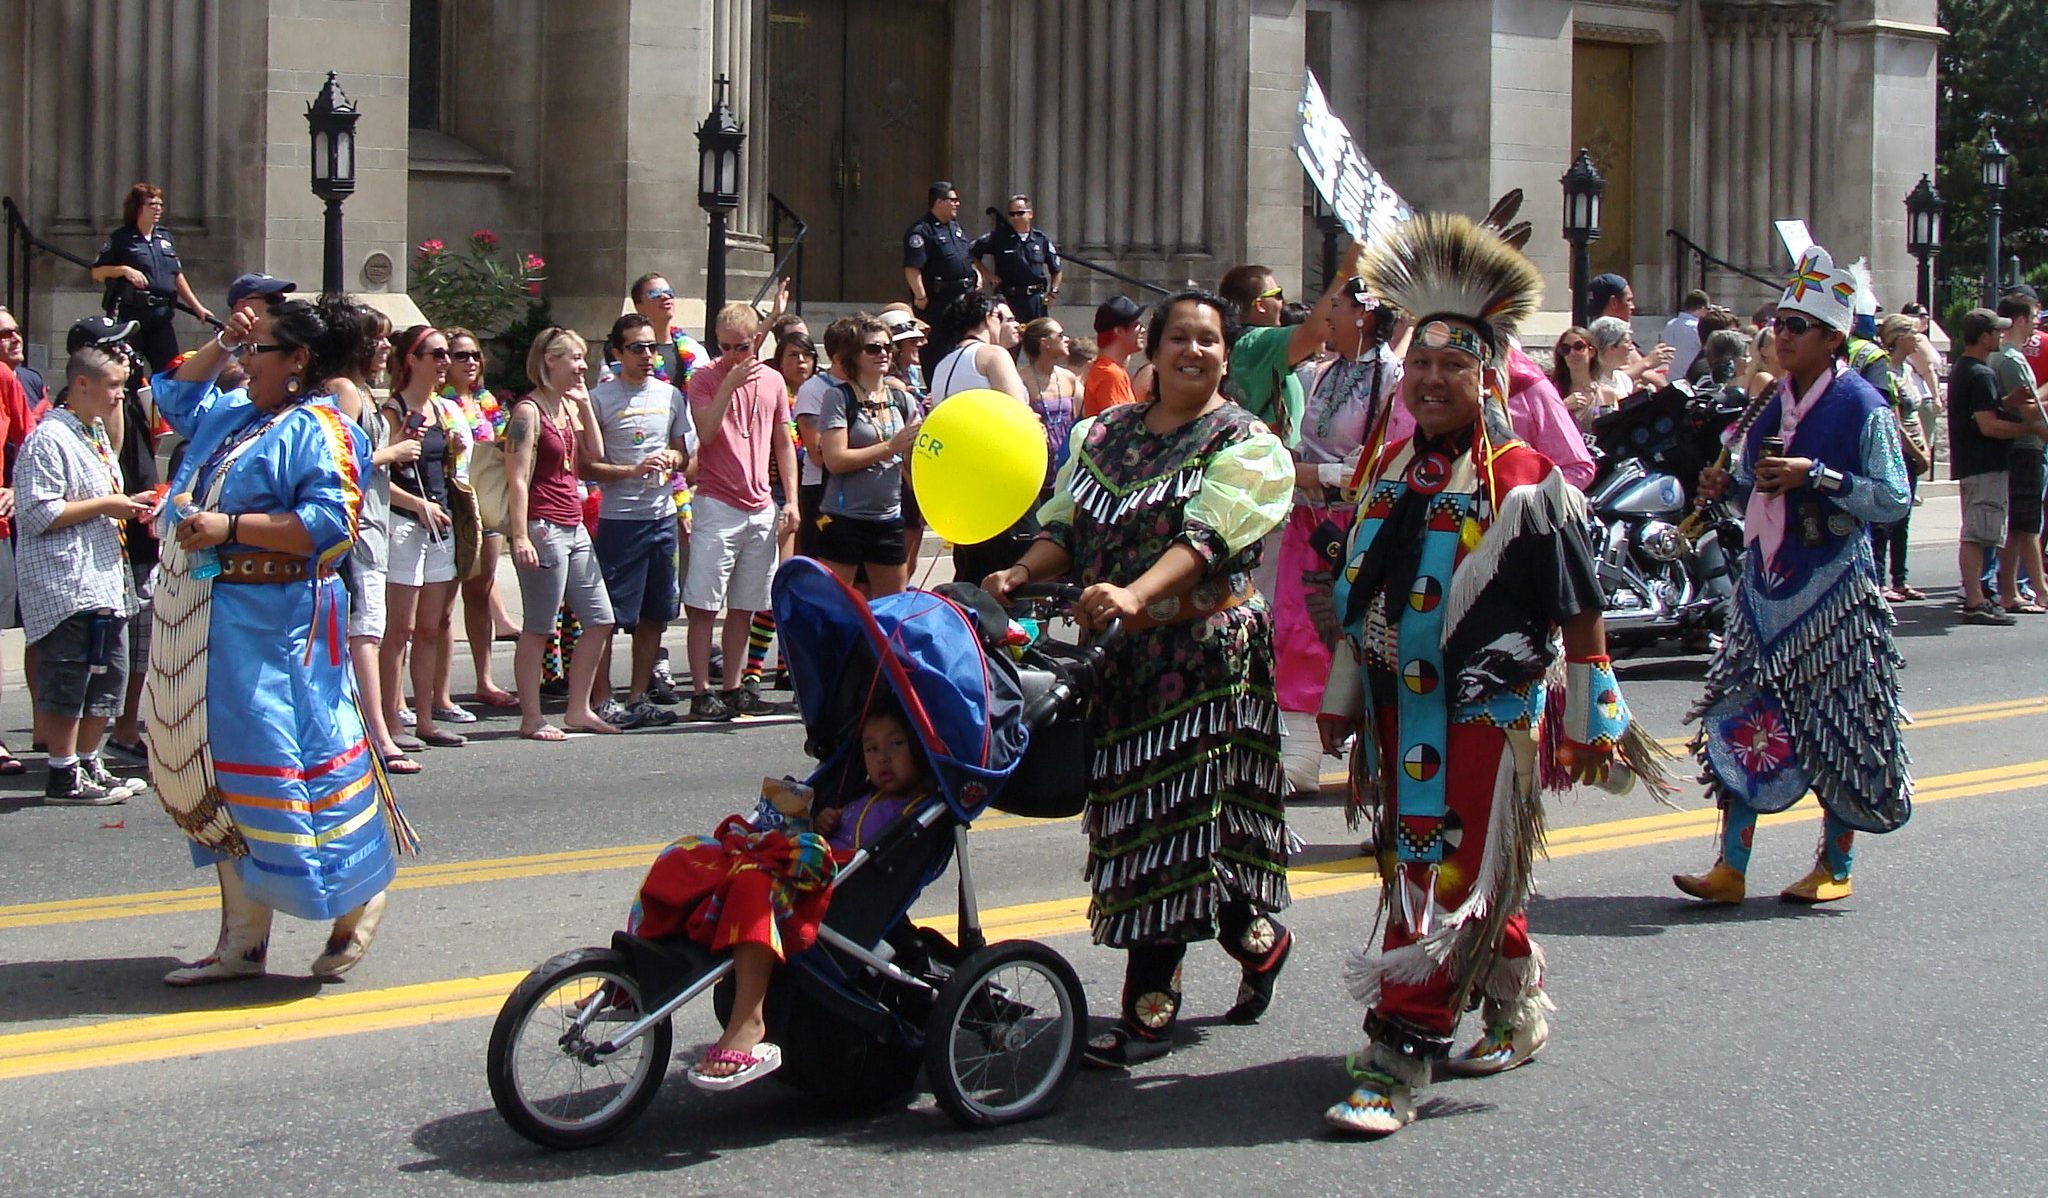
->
<box><xmin>1675</xmin><ymin>245</ymin><xmax>1912</xmax><ymax>905</ymax></box>
<box><xmin>147</xmin><ymin>296</ymin><xmax>416</xmax><ymax>986</ymax></box>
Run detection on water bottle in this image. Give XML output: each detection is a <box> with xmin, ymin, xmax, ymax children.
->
<box><xmin>86</xmin><ymin>609</ymin><xmax>114</xmax><ymax>676</ymax></box>
<box><xmin>172</xmin><ymin>492</ymin><xmax>221</xmax><ymax>580</ymax></box>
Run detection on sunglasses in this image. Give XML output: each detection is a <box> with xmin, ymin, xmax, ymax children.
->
<box><xmin>247</xmin><ymin>342</ymin><xmax>297</xmax><ymax>356</ymax></box>
<box><xmin>0</xmin><ymin>328</ymin><xmax>20</xmax><ymax>340</ymax></box>
<box><xmin>450</xmin><ymin>349</ymin><xmax>482</xmax><ymax>362</ymax></box>
<box><xmin>858</xmin><ymin>342</ymin><xmax>892</xmax><ymax>356</ymax></box>
<box><xmin>643</xmin><ymin>288</ymin><xmax>675</xmax><ymax>301</ymax></box>
<box><xmin>1772</xmin><ymin>315</ymin><xmax>1824</xmax><ymax>337</ymax></box>
<box><xmin>1258</xmin><ymin>286</ymin><xmax>1285</xmax><ymax>302</ymax></box>
<box><xmin>414</xmin><ymin>346</ymin><xmax>450</xmax><ymax>360</ymax></box>
<box><xmin>622</xmin><ymin>340</ymin><xmax>660</xmax><ymax>354</ymax></box>
<box><xmin>1561</xmin><ymin>341</ymin><xmax>1593</xmax><ymax>354</ymax></box>
<box><xmin>1008</xmin><ymin>209</ymin><xmax>1030</xmax><ymax>217</ymax></box>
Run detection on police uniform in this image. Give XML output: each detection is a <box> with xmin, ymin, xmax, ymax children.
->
<box><xmin>93</xmin><ymin>224</ymin><xmax>185</xmax><ymax>373</ymax></box>
<box><xmin>904</xmin><ymin>214</ymin><xmax>977</xmax><ymax>318</ymax></box>
<box><xmin>973</xmin><ymin>226</ymin><xmax>1061</xmax><ymax>321</ymax></box>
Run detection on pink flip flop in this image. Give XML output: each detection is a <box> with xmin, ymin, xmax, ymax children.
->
<box><xmin>687</xmin><ymin>1042</ymin><xmax>783</xmax><ymax>1092</ymax></box>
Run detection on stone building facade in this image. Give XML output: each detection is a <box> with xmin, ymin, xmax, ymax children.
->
<box><xmin>0</xmin><ymin>0</ymin><xmax>1940</xmax><ymax>366</ymax></box>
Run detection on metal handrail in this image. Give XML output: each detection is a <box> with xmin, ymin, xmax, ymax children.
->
<box><xmin>6</xmin><ymin>195</ymin><xmax>98</xmax><ymax>332</ymax></box>
<box><xmin>1056</xmin><ymin>249</ymin><xmax>1173</xmax><ymax>297</ymax></box>
<box><xmin>1667</xmin><ymin>228</ymin><xmax>1783</xmax><ymax>301</ymax></box>
<box><xmin>754</xmin><ymin>193</ymin><xmax>806</xmax><ymax>313</ymax></box>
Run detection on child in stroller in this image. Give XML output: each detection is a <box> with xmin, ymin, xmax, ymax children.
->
<box><xmin>487</xmin><ymin>558</ymin><xmax>1108</xmax><ymax>1149</ymax></box>
<box><xmin>626</xmin><ymin>702</ymin><xmax>934</xmax><ymax>1092</ymax></box>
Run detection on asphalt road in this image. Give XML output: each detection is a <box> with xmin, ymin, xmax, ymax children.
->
<box><xmin>3</xmin><ymin>568</ymin><xmax>2045</xmax><ymax>1197</ymax></box>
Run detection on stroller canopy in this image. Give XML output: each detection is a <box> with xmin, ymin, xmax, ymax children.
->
<box><xmin>772</xmin><ymin>558</ymin><xmax>1029</xmax><ymax>821</ymax></box>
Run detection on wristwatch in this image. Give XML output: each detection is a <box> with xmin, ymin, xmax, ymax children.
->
<box><xmin>1809</xmin><ymin>463</ymin><xmax>1847</xmax><ymax>494</ymax></box>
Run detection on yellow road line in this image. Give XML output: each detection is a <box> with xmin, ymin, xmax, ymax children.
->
<box><xmin>3</xmin><ymin>693</ymin><xmax>2043</xmax><ymax>933</ymax></box>
<box><xmin>0</xmin><ymin>755</ymin><xmax>2041</xmax><ymax>1083</ymax></box>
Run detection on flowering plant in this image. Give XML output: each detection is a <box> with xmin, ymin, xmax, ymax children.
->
<box><xmin>410</xmin><ymin>229</ymin><xmax>546</xmax><ymax>337</ymax></box>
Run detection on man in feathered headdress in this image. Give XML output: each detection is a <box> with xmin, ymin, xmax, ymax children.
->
<box><xmin>1318</xmin><ymin>214</ymin><xmax>1667</xmax><ymax>1137</ymax></box>
<box><xmin>1675</xmin><ymin>244</ymin><xmax>1912</xmax><ymax>906</ymax></box>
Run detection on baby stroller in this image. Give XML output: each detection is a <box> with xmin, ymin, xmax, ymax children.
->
<box><xmin>486</xmin><ymin>558</ymin><xmax>1114</xmax><ymax>1148</ymax></box>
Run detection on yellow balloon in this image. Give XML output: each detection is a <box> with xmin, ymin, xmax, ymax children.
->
<box><xmin>910</xmin><ymin>387</ymin><xmax>1050</xmax><ymax>545</ymax></box>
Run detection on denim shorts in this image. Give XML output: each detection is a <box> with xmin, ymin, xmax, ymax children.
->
<box><xmin>33</xmin><ymin>610</ymin><xmax>129</xmax><ymax>719</ymax></box>
<box><xmin>594</xmin><ymin>516</ymin><xmax>680</xmax><ymax>627</ymax></box>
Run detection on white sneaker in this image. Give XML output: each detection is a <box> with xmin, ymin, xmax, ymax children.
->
<box><xmin>397</xmin><ymin>705</ymin><xmax>416</xmax><ymax>727</ymax></box>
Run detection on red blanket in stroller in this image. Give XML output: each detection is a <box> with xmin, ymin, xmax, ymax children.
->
<box><xmin>626</xmin><ymin>816</ymin><xmax>837</xmax><ymax>959</ymax></box>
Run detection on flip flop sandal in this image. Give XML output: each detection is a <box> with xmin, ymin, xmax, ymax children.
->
<box><xmin>0</xmin><ymin>745</ymin><xmax>25</xmax><ymax>776</ymax></box>
<box><xmin>519</xmin><ymin>726</ymin><xmax>568</xmax><ymax>742</ymax></box>
<box><xmin>1896</xmin><ymin>586</ymin><xmax>1928</xmax><ymax>600</ymax></box>
<box><xmin>687</xmin><ymin>1043</ymin><xmax>782</xmax><ymax>1092</ymax></box>
<box><xmin>478</xmin><ymin>688</ymin><xmax>520</xmax><ymax>709</ymax></box>
<box><xmin>2003</xmin><ymin>603</ymin><xmax>2048</xmax><ymax>615</ymax></box>
<box><xmin>419</xmin><ymin>729</ymin><xmax>468</xmax><ymax>748</ymax></box>
<box><xmin>392</xmin><ymin>734</ymin><xmax>427</xmax><ymax>754</ymax></box>
<box><xmin>382</xmin><ymin>754</ymin><xmax>423</xmax><ymax>776</ymax></box>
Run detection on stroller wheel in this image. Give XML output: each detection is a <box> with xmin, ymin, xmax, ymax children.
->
<box><xmin>487</xmin><ymin>947</ymin><xmax>674</xmax><ymax>1149</ymax></box>
<box><xmin>925</xmin><ymin>940</ymin><xmax>1087</xmax><ymax>1129</ymax></box>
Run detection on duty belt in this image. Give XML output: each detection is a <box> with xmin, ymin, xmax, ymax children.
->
<box><xmin>217</xmin><ymin>551</ymin><xmax>309</xmax><ymax>583</ymax></box>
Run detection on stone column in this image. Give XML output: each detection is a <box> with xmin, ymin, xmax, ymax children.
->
<box><xmin>1826</xmin><ymin>0</ymin><xmax>1944</xmax><ymax>308</ymax></box>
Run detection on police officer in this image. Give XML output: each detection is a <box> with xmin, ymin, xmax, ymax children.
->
<box><xmin>89</xmin><ymin>184</ymin><xmax>212</xmax><ymax>374</ymax></box>
<box><xmin>973</xmin><ymin>194</ymin><xmax>1063</xmax><ymax>322</ymax></box>
<box><xmin>902</xmin><ymin>181</ymin><xmax>977</xmax><ymax>320</ymax></box>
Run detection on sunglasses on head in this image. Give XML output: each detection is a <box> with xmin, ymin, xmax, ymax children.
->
<box><xmin>450</xmin><ymin>349</ymin><xmax>482</xmax><ymax>362</ymax></box>
<box><xmin>644</xmin><ymin>288</ymin><xmax>675</xmax><ymax>301</ymax></box>
<box><xmin>622</xmin><ymin>340</ymin><xmax>660</xmax><ymax>354</ymax></box>
<box><xmin>1772</xmin><ymin>314</ymin><xmax>1825</xmax><ymax>337</ymax></box>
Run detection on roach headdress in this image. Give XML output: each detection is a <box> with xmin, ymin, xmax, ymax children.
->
<box><xmin>1362</xmin><ymin>213</ymin><xmax>1544</xmax><ymax>361</ymax></box>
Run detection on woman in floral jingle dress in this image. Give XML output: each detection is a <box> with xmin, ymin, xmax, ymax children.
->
<box><xmin>986</xmin><ymin>290</ymin><xmax>1296</xmax><ymax>1067</ymax></box>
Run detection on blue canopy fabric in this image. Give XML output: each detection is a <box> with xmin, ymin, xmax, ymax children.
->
<box><xmin>772</xmin><ymin>558</ymin><xmax>1029</xmax><ymax>821</ymax></box>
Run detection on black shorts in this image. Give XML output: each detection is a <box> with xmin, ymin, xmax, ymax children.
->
<box><xmin>2010</xmin><ymin>446</ymin><xmax>2045</xmax><ymax>537</ymax></box>
<box><xmin>815</xmin><ymin>513</ymin><xmax>908</xmax><ymax>568</ymax></box>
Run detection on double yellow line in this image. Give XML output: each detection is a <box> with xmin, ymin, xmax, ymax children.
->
<box><xmin>0</xmin><ymin>752</ymin><xmax>2042</xmax><ymax>1083</ymax></box>
<box><xmin>2</xmin><ymin>694</ymin><xmax>2042</xmax><ymax>934</ymax></box>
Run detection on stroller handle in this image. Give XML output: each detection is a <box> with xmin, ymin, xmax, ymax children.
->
<box><xmin>1007</xmin><ymin>583</ymin><xmax>1121</xmax><ymax>728</ymax></box>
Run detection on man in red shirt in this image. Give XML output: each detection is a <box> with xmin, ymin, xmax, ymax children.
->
<box><xmin>683</xmin><ymin>303</ymin><xmax>800</xmax><ymax>721</ymax></box>
<box><xmin>1081</xmin><ymin>296</ymin><xmax>1148</xmax><ymax>417</ymax></box>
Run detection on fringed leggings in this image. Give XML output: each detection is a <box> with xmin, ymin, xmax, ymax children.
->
<box><xmin>1717</xmin><ymin>792</ymin><xmax>1855</xmax><ymax>880</ymax></box>
<box><xmin>1370</xmin><ymin>720</ymin><xmax>1540</xmax><ymax>1039</ymax></box>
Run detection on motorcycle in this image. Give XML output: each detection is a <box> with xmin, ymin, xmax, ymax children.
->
<box><xmin>1583</xmin><ymin>380</ymin><xmax>1750</xmax><ymax>651</ymax></box>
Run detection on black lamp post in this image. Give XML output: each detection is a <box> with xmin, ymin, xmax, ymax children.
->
<box><xmin>1561</xmin><ymin>147</ymin><xmax>1605</xmax><ymax>328</ymax></box>
<box><xmin>306</xmin><ymin>72</ymin><xmax>360</xmax><ymax>296</ymax></box>
<box><xmin>696</xmin><ymin>75</ymin><xmax>746</xmax><ymax>340</ymax></box>
<box><xmin>1904</xmin><ymin>173</ymin><xmax>1944</xmax><ymax>313</ymax></box>
<box><xmin>1982</xmin><ymin>127</ymin><xmax>2013</xmax><ymax>306</ymax></box>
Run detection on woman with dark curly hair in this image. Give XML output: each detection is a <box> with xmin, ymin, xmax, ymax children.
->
<box><xmin>147</xmin><ymin>294</ymin><xmax>416</xmax><ymax>985</ymax></box>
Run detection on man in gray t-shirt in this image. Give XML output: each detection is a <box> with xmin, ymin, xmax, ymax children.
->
<box><xmin>586</xmin><ymin>314</ymin><xmax>698</xmax><ymax>727</ymax></box>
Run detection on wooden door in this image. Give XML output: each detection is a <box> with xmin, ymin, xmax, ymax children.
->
<box><xmin>1572</xmin><ymin>41</ymin><xmax>1635</xmax><ymax>282</ymax></box>
<box><xmin>767</xmin><ymin>0</ymin><xmax>849</xmax><ymax>297</ymax></box>
<box><xmin>767</xmin><ymin>0</ymin><xmax>951</xmax><ymax>301</ymax></box>
<box><xmin>839</xmin><ymin>0</ymin><xmax>953</xmax><ymax>299</ymax></box>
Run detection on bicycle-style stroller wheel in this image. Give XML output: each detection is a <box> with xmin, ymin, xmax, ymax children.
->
<box><xmin>487</xmin><ymin>947</ymin><xmax>674</xmax><ymax>1149</ymax></box>
<box><xmin>924</xmin><ymin>940</ymin><xmax>1087</xmax><ymax>1128</ymax></box>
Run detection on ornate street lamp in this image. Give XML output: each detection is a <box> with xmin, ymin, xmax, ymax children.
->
<box><xmin>306</xmin><ymin>72</ymin><xmax>360</xmax><ymax>296</ymax></box>
<box><xmin>1560</xmin><ymin>148</ymin><xmax>1605</xmax><ymax>327</ymax></box>
<box><xmin>1903</xmin><ymin>173</ymin><xmax>1944</xmax><ymax>312</ymax></box>
<box><xmin>1982</xmin><ymin>127</ymin><xmax>2012</xmax><ymax>305</ymax></box>
<box><xmin>696</xmin><ymin>75</ymin><xmax>746</xmax><ymax>339</ymax></box>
